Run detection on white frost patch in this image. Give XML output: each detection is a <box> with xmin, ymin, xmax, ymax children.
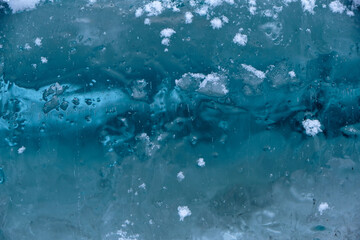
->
<box><xmin>197</xmin><ymin>157</ymin><xmax>206</xmax><ymax>167</ymax></box>
<box><xmin>318</xmin><ymin>202</ymin><xmax>329</xmax><ymax>215</ymax></box>
<box><xmin>195</xmin><ymin>6</ymin><xmax>208</xmax><ymax>16</ymax></box>
<box><xmin>178</xmin><ymin>206</ymin><xmax>191</xmax><ymax>221</ymax></box>
<box><xmin>138</xmin><ymin>183</ymin><xmax>146</xmax><ymax>189</ymax></box>
<box><xmin>233</xmin><ymin>33</ymin><xmax>248</xmax><ymax>46</ymax></box>
<box><xmin>346</xmin><ymin>10</ymin><xmax>354</xmax><ymax>17</ymax></box>
<box><xmin>160</xmin><ymin>28</ymin><xmax>176</xmax><ymax>38</ymax></box>
<box><xmin>329</xmin><ymin>1</ymin><xmax>345</xmax><ymax>14</ymax></box>
<box><xmin>185</xmin><ymin>12</ymin><xmax>193</xmax><ymax>24</ymax></box>
<box><xmin>177</xmin><ymin>171</ymin><xmax>185</xmax><ymax>182</ymax></box>
<box><xmin>17</xmin><ymin>146</ymin><xmax>26</xmax><ymax>154</ymax></box>
<box><xmin>5</xmin><ymin>0</ymin><xmax>41</xmax><ymax>13</ymax></box>
<box><xmin>288</xmin><ymin>71</ymin><xmax>296</xmax><ymax>78</ymax></box>
<box><xmin>301</xmin><ymin>0</ymin><xmax>316</xmax><ymax>14</ymax></box>
<box><xmin>198</xmin><ymin>73</ymin><xmax>229</xmax><ymax>96</ymax></box>
<box><xmin>249</xmin><ymin>0</ymin><xmax>257</xmax><ymax>15</ymax></box>
<box><xmin>144</xmin><ymin>18</ymin><xmax>151</xmax><ymax>25</ymax></box>
<box><xmin>161</xmin><ymin>38</ymin><xmax>170</xmax><ymax>46</ymax></box>
<box><xmin>24</xmin><ymin>43</ymin><xmax>31</xmax><ymax>50</ymax></box>
<box><xmin>241</xmin><ymin>64</ymin><xmax>266</xmax><ymax>79</ymax></box>
<box><xmin>40</xmin><ymin>57</ymin><xmax>48</xmax><ymax>64</ymax></box>
<box><xmin>302</xmin><ymin>119</ymin><xmax>322</xmax><ymax>136</ymax></box>
<box><xmin>135</xmin><ymin>8</ymin><xmax>144</xmax><ymax>17</ymax></box>
<box><xmin>210</xmin><ymin>18</ymin><xmax>223</xmax><ymax>29</ymax></box>
<box><xmin>144</xmin><ymin>1</ymin><xmax>164</xmax><ymax>16</ymax></box>
<box><xmin>34</xmin><ymin>37</ymin><xmax>42</xmax><ymax>46</ymax></box>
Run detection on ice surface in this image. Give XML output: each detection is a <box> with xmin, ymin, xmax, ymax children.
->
<box><xmin>0</xmin><ymin>0</ymin><xmax>360</xmax><ymax>239</ymax></box>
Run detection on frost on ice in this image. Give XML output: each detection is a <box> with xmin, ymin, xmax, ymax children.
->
<box><xmin>241</xmin><ymin>64</ymin><xmax>266</xmax><ymax>79</ymax></box>
<box><xmin>185</xmin><ymin>12</ymin><xmax>193</xmax><ymax>24</ymax></box>
<box><xmin>197</xmin><ymin>158</ymin><xmax>205</xmax><ymax>167</ymax></box>
<box><xmin>210</xmin><ymin>17</ymin><xmax>223</xmax><ymax>29</ymax></box>
<box><xmin>318</xmin><ymin>202</ymin><xmax>329</xmax><ymax>215</ymax></box>
<box><xmin>177</xmin><ymin>171</ymin><xmax>185</xmax><ymax>182</ymax></box>
<box><xmin>329</xmin><ymin>1</ymin><xmax>346</xmax><ymax>14</ymax></box>
<box><xmin>233</xmin><ymin>33</ymin><xmax>248</xmax><ymax>46</ymax></box>
<box><xmin>5</xmin><ymin>0</ymin><xmax>41</xmax><ymax>13</ymax></box>
<box><xmin>301</xmin><ymin>0</ymin><xmax>316</xmax><ymax>14</ymax></box>
<box><xmin>34</xmin><ymin>37</ymin><xmax>42</xmax><ymax>46</ymax></box>
<box><xmin>17</xmin><ymin>146</ymin><xmax>26</xmax><ymax>154</ymax></box>
<box><xmin>160</xmin><ymin>28</ymin><xmax>176</xmax><ymax>46</ymax></box>
<box><xmin>177</xmin><ymin>206</ymin><xmax>191</xmax><ymax>221</ymax></box>
<box><xmin>144</xmin><ymin>1</ymin><xmax>164</xmax><ymax>16</ymax></box>
<box><xmin>302</xmin><ymin>119</ymin><xmax>322</xmax><ymax>136</ymax></box>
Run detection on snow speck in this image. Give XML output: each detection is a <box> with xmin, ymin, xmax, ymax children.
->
<box><xmin>210</xmin><ymin>17</ymin><xmax>223</xmax><ymax>29</ymax></box>
<box><xmin>138</xmin><ymin>183</ymin><xmax>146</xmax><ymax>189</ymax></box>
<box><xmin>329</xmin><ymin>0</ymin><xmax>346</xmax><ymax>14</ymax></box>
<box><xmin>24</xmin><ymin>43</ymin><xmax>32</xmax><ymax>50</ymax></box>
<box><xmin>302</xmin><ymin>119</ymin><xmax>322</xmax><ymax>136</ymax></box>
<box><xmin>249</xmin><ymin>0</ymin><xmax>257</xmax><ymax>15</ymax></box>
<box><xmin>185</xmin><ymin>12</ymin><xmax>193</xmax><ymax>24</ymax></box>
<box><xmin>197</xmin><ymin>158</ymin><xmax>205</xmax><ymax>167</ymax></box>
<box><xmin>318</xmin><ymin>202</ymin><xmax>329</xmax><ymax>215</ymax></box>
<box><xmin>17</xmin><ymin>146</ymin><xmax>26</xmax><ymax>154</ymax></box>
<box><xmin>144</xmin><ymin>1</ymin><xmax>164</xmax><ymax>16</ymax></box>
<box><xmin>233</xmin><ymin>33</ymin><xmax>248</xmax><ymax>46</ymax></box>
<box><xmin>178</xmin><ymin>206</ymin><xmax>191</xmax><ymax>221</ymax></box>
<box><xmin>301</xmin><ymin>0</ymin><xmax>316</xmax><ymax>14</ymax></box>
<box><xmin>288</xmin><ymin>71</ymin><xmax>296</xmax><ymax>78</ymax></box>
<box><xmin>198</xmin><ymin>73</ymin><xmax>229</xmax><ymax>96</ymax></box>
<box><xmin>41</xmin><ymin>57</ymin><xmax>48</xmax><ymax>63</ymax></box>
<box><xmin>161</xmin><ymin>38</ymin><xmax>170</xmax><ymax>46</ymax></box>
<box><xmin>34</xmin><ymin>37</ymin><xmax>42</xmax><ymax>46</ymax></box>
<box><xmin>241</xmin><ymin>64</ymin><xmax>266</xmax><ymax>79</ymax></box>
<box><xmin>177</xmin><ymin>171</ymin><xmax>185</xmax><ymax>182</ymax></box>
<box><xmin>160</xmin><ymin>28</ymin><xmax>176</xmax><ymax>38</ymax></box>
<box><xmin>195</xmin><ymin>6</ymin><xmax>209</xmax><ymax>16</ymax></box>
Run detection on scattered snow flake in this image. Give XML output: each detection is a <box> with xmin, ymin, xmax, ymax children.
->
<box><xmin>210</xmin><ymin>17</ymin><xmax>223</xmax><ymax>29</ymax></box>
<box><xmin>329</xmin><ymin>0</ymin><xmax>346</xmax><ymax>13</ymax></box>
<box><xmin>288</xmin><ymin>71</ymin><xmax>296</xmax><ymax>78</ymax></box>
<box><xmin>40</xmin><ymin>57</ymin><xmax>48</xmax><ymax>63</ymax></box>
<box><xmin>222</xmin><ymin>15</ymin><xmax>229</xmax><ymax>23</ymax></box>
<box><xmin>160</xmin><ymin>28</ymin><xmax>176</xmax><ymax>38</ymax></box>
<box><xmin>318</xmin><ymin>202</ymin><xmax>329</xmax><ymax>215</ymax></box>
<box><xmin>24</xmin><ymin>43</ymin><xmax>31</xmax><ymax>50</ymax></box>
<box><xmin>301</xmin><ymin>0</ymin><xmax>316</xmax><ymax>14</ymax></box>
<box><xmin>241</xmin><ymin>64</ymin><xmax>266</xmax><ymax>79</ymax></box>
<box><xmin>185</xmin><ymin>12</ymin><xmax>193</xmax><ymax>24</ymax></box>
<box><xmin>178</xmin><ymin>206</ymin><xmax>191</xmax><ymax>221</ymax></box>
<box><xmin>138</xmin><ymin>183</ymin><xmax>146</xmax><ymax>189</ymax></box>
<box><xmin>205</xmin><ymin>0</ymin><xmax>223</xmax><ymax>7</ymax></box>
<box><xmin>346</xmin><ymin>10</ymin><xmax>354</xmax><ymax>16</ymax></box>
<box><xmin>7</xmin><ymin>0</ymin><xmax>41</xmax><ymax>13</ymax></box>
<box><xmin>17</xmin><ymin>146</ymin><xmax>26</xmax><ymax>154</ymax></box>
<box><xmin>144</xmin><ymin>1</ymin><xmax>164</xmax><ymax>16</ymax></box>
<box><xmin>197</xmin><ymin>157</ymin><xmax>205</xmax><ymax>167</ymax></box>
<box><xmin>233</xmin><ymin>33</ymin><xmax>248</xmax><ymax>46</ymax></box>
<box><xmin>249</xmin><ymin>0</ymin><xmax>257</xmax><ymax>15</ymax></box>
<box><xmin>198</xmin><ymin>73</ymin><xmax>229</xmax><ymax>96</ymax></box>
<box><xmin>302</xmin><ymin>119</ymin><xmax>322</xmax><ymax>136</ymax></box>
<box><xmin>177</xmin><ymin>171</ymin><xmax>185</xmax><ymax>182</ymax></box>
<box><xmin>34</xmin><ymin>37</ymin><xmax>42</xmax><ymax>46</ymax></box>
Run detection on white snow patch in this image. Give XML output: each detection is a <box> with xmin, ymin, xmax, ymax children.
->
<box><xmin>17</xmin><ymin>146</ymin><xmax>26</xmax><ymax>154</ymax></box>
<box><xmin>160</xmin><ymin>28</ymin><xmax>176</xmax><ymax>38</ymax></box>
<box><xmin>249</xmin><ymin>0</ymin><xmax>257</xmax><ymax>15</ymax></box>
<box><xmin>5</xmin><ymin>0</ymin><xmax>41</xmax><ymax>13</ymax></box>
<box><xmin>233</xmin><ymin>33</ymin><xmax>248</xmax><ymax>46</ymax></box>
<box><xmin>197</xmin><ymin>157</ymin><xmax>206</xmax><ymax>167</ymax></box>
<box><xmin>241</xmin><ymin>64</ymin><xmax>266</xmax><ymax>79</ymax></box>
<box><xmin>329</xmin><ymin>1</ymin><xmax>346</xmax><ymax>14</ymax></box>
<box><xmin>302</xmin><ymin>119</ymin><xmax>322</xmax><ymax>136</ymax></box>
<box><xmin>318</xmin><ymin>202</ymin><xmax>329</xmax><ymax>215</ymax></box>
<box><xmin>210</xmin><ymin>18</ymin><xmax>223</xmax><ymax>29</ymax></box>
<box><xmin>24</xmin><ymin>43</ymin><xmax>31</xmax><ymax>50</ymax></box>
<box><xmin>205</xmin><ymin>0</ymin><xmax>223</xmax><ymax>7</ymax></box>
<box><xmin>34</xmin><ymin>37</ymin><xmax>42</xmax><ymax>46</ymax></box>
<box><xmin>185</xmin><ymin>12</ymin><xmax>193</xmax><ymax>24</ymax></box>
<box><xmin>177</xmin><ymin>171</ymin><xmax>185</xmax><ymax>182</ymax></box>
<box><xmin>301</xmin><ymin>0</ymin><xmax>316</xmax><ymax>14</ymax></box>
<box><xmin>40</xmin><ymin>57</ymin><xmax>48</xmax><ymax>64</ymax></box>
<box><xmin>138</xmin><ymin>183</ymin><xmax>146</xmax><ymax>189</ymax></box>
<box><xmin>144</xmin><ymin>1</ymin><xmax>164</xmax><ymax>16</ymax></box>
<box><xmin>346</xmin><ymin>10</ymin><xmax>354</xmax><ymax>16</ymax></box>
<box><xmin>222</xmin><ymin>15</ymin><xmax>229</xmax><ymax>23</ymax></box>
<box><xmin>178</xmin><ymin>206</ymin><xmax>191</xmax><ymax>221</ymax></box>
<box><xmin>288</xmin><ymin>71</ymin><xmax>296</xmax><ymax>78</ymax></box>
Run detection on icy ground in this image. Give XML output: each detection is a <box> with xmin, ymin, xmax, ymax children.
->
<box><xmin>0</xmin><ymin>0</ymin><xmax>360</xmax><ymax>239</ymax></box>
